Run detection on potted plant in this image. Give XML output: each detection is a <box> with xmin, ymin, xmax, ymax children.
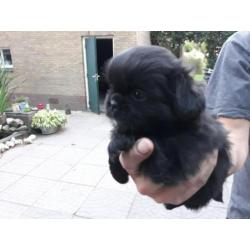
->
<box><xmin>14</xmin><ymin>96</ymin><xmax>30</xmax><ymax>112</ymax></box>
<box><xmin>6</xmin><ymin>95</ymin><xmax>36</xmax><ymax>128</ymax></box>
<box><xmin>31</xmin><ymin>109</ymin><xmax>67</xmax><ymax>135</ymax></box>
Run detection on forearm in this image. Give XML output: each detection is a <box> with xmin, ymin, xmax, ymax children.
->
<box><xmin>218</xmin><ymin>117</ymin><xmax>250</xmax><ymax>175</ymax></box>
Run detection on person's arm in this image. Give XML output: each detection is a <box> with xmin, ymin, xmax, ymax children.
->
<box><xmin>218</xmin><ymin>117</ymin><xmax>250</xmax><ymax>175</ymax></box>
<box><xmin>119</xmin><ymin>117</ymin><xmax>249</xmax><ymax>205</ymax></box>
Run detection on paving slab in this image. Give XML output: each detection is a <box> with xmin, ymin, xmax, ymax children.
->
<box><xmin>28</xmin><ymin>158</ymin><xmax>74</xmax><ymax>180</ymax></box>
<box><xmin>49</xmin><ymin>146</ymin><xmax>90</xmax><ymax>166</ymax></box>
<box><xmin>0</xmin><ymin>176</ymin><xmax>56</xmax><ymax>206</ymax></box>
<box><xmin>0</xmin><ymin>156</ymin><xmax>45</xmax><ymax>175</ymax></box>
<box><xmin>0</xmin><ymin>200</ymin><xmax>29</xmax><ymax>218</ymax></box>
<box><xmin>20</xmin><ymin>207</ymin><xmax>73</xmax><ymax>219</ymax></box>
<box><xmin>76</xmin><ymin>187</ymin><xmax>136</xmax><ymax>219</ymax></box>
<box><xmin>34</xmin><ymin>182</ymin><xmax>93</xmax><ymax>214</ymax></box>
<box><xmin>0</xmin><ymin>172</ymin><xmax>22</xmax><ymax>192</ymax></box>
<box><xmin>61</xmin><ymin>163</ymin><xmax>107</xmax><ymax>186</ymax></box>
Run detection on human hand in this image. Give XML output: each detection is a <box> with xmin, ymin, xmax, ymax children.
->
<box><xmin>119</xmin><ymin>138</ymin><xmax>218</xmax><ymax>205</ymax></box>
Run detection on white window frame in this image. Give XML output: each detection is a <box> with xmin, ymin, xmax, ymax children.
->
<box><xmin>0</xmin><ymin>48</ymin><xmax>13</xmax><ymax>69</ymax></box>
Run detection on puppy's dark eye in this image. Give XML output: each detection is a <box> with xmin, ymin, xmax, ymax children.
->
<box><xmin>132</xmin><ymin>89</ymin><xmax>145</xmax><ymax>101</ymax></box>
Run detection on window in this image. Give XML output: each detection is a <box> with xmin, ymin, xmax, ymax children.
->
<box><xmin>0</xmin><ymin>49</ymin><xmax>13</xmax><ymax>68</ymax></box>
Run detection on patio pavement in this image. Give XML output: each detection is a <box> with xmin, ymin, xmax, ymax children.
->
<box><xmin>0</xmin><ymin>111</ymin><xmax>232</xmax><ymax>219</ymax></box>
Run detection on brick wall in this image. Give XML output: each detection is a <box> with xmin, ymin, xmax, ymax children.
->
<box><xmin>136</xmin><ymin>31</ymin><xmax>151</xmax><ymax>45</ymax></box>
<box><xmin>0</xmin><ymin>31</ymin><xmax>150</xmax><ymax>110</ymax></box>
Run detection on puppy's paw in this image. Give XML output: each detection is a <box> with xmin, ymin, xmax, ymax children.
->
<box><xmin>164</xmin><ymin>203</ymin><xmax>181</xmax><ymax>210</ymax></box>
<box><xmin>109</xmin><ymin>158</ymin><xmax>129</xmax><ymax>184</ymax></box>
<box><xmin>112</xmin><ymin>168</ymin><xmax>129</xmax><ymax>184</ymax></box>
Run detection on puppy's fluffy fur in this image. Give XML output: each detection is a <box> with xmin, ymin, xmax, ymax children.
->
<box><xmin>105</xmin><ymin>46</ymin><xmax>231</xmax><ymax>210</ymax></box>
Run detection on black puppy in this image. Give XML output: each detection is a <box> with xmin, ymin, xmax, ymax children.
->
<box><xmin>105</xmin><ymin>46</ymin><xmax>231</xmax><ymax>210</ymax></box>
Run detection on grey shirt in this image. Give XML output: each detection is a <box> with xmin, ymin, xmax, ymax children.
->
<box><xmin>206</xmin><ymin>31</ymin><xmax>250</xmax><ymax>218</ymax></box>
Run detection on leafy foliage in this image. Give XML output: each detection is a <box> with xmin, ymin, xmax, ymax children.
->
<box><xmin>150</xmin><ymin>31</ymin><xmax>235</xmax><ymax>68</ymax></box>
<box><xmin>31</xmin><ymin>109</ymin><xmax>67</xmax><ymax>129</ymax></box>
<box><xmin>0</xmin><ymin>68</ymin><xmax>15</xmax><ymax>114</ymax></box>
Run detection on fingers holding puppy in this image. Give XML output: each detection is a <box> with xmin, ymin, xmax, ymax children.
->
<box><xmin>119</xmin><ymin>138</ymin><xmax>166</xmax><ymax>197</ymax></box>
<box><xmin>119</xmin><ymin>138</ymin><xmax>154</xmax><ymax>177</ymax></box>
<box><xmin>119</xmin><ymin>138</ymin><xmax>218</xmax><ymax>205</ymax></box>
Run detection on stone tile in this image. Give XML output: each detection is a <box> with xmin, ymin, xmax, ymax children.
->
<box><xmin>34</xmin><ymin>182</ymin><xmax>93</xmax><ymax>214</ymax></box>
<box><xmin>0</xmin><ymin>172</ymin><xmax>22</xmax><ymax>192</ymax></box>
<box><xmin>22</xmin><ymin>144</ymin><xmax>63</xmax><ymax>159</ymax></box>
<box><xmin>128</xmin><ymin>194</ymin><xmax>227</xmax><ymax>219</ymax></box>
<box><xmin>89</xmin><ymin>119</ymin><xmax>112</xmax><ymax>133</ymax></box>
<box><xmin>165</xmin><ymin>204</ymin><xmax>227</xmax><ymax>219</ymax></box>
<box><xmin>20</xmin><ymin>207</ymin><xmax>73</xmax><ymax>219</ymax></box>
<box><xmin>0</xmin><ymin>156</ymin><xmax>45</xmax><ymax>175</ymax></box>
<box><xmin>49</xmin><ymin>146</ymin><xmax>90</xmax><ymax>165</ymax></box>
<box><xmin>85</xmin><ymin>129</ymin><xmax>110</xmax><ymax>140</ymax></box>
<box><xmin>0</xmin><ymin>145</ymin><xmax>29</xmax><ymax>161</ymax></box>
<box><xmin>72</xmin><ymin>215</ymin><xmax>90</xmax><ymax>219</ymax></box>
<box><xmin>0</xmin><ymin>176</ymin><xmax>56</xmax><ymax>206</ymax></box>
<box><xmin>97</xmin><ymin>172</ymin><xmax>137</xmax><ymax>193</ymax></box>
<box><xmin>0</xmin><ymin>200</ymin><xmax>29</xmax><ymax>218</ymax></box>
<box><xmin>28</xmin><ymin>159</ymin><xmax>73</xmax><ymax>180</ymax></box>
<box><xmin>34</xmin><ymin>130</ymin><xmax>76</xmax><ymax>146</ymax></box>
<box><xmin>68</xmin><ymin>136</ymin><xmax>105</xmax><ymax>150</ymax></box>
<box><xmin>128</xmin><ymin>195</ymin><xmax>173</xmax><ymax>219</ymax></box>
<box><xmin>76</xmin><ymin>188</ymin><xmax>135</xmax><ymax>219</ymax></box>
<box><xmin>61</xmin><ymin>164</ymin><xmax>107</xmax><ymax>186</ymax></box>
<box><xmin>0</xmin><ymin>158</ymin><xmax>8</xmax><ymax>167</ymax></box>
<box><xmin>80</xmin><ymin>144</ymin><xmax>109</xmax><ymax>167</ymax></box>
<box><xmin>7</xmin><ymin>155</ymin><xmax>45</xmax><ymax>166</ymax></box>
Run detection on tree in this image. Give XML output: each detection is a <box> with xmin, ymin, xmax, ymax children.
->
<box><xmin>150</xmin><ymin>31</ymin><xmax>235</xmax><ymax>68</ymax></box>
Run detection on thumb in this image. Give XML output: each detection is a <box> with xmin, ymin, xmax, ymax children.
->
<box><xmin>119</xmin><ymin>138</ymin><xmax>154</xmax><ymax>176</ymax></box>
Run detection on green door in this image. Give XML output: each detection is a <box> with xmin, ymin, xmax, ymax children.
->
<box><xmin>85</xmin><ymin>37</ymin><xmax>100</xmax><ymax>114</ymax></box>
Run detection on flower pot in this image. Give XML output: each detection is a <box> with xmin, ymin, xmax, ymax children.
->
<box><xmin>41</xmin><ymin>126</ymin><xmax>58</xmax><ymax>135</ymax></box>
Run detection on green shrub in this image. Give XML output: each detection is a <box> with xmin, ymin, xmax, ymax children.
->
<box><xmin>15</xmin><ymin>96</ymin><xmax>28</xmax><ymax>103</ymax></box>
<box><xmin>31</xmin><ymin>109</ymin><xmax>67</xmax><ymax>129</ymax></box>
<box><xmin>182</xmin><ymin>50</ymin><xmax>206</xmax><ymax>75</ymax></box>
<box><xmin>0</xmin><ymin>68</ymin><xmax>14</xmax><ymax>114</ymax></box>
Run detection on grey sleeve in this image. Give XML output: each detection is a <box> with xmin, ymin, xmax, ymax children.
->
<box><xmin>205</xmin><ymin>31</ymin><xmax>250</xmax><ymax>120</ymax></box>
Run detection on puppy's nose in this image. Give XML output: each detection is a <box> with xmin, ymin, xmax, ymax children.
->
<box><xmin>110</xmin><ymin>99</ymin><xmax>118</xmax><ymax>108</ymax></box>
<box><xmin>110</xmin><ymin>93</ymin><xmax>122</xmax><ymax>109</ymax></box>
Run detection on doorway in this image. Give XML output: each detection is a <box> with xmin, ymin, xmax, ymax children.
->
<box><xmin>84</xmin><ymin>37</ymin><xmax>113</xmax><ymax>114</ymax></box>
<box><xmin>96</xmin><ymin>38</ymin><xmax>113</xmax><ymax>112</ymax></box>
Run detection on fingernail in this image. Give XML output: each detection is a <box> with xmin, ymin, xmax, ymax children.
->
<box><xmin>136</xmin><ymin>139</ymin><xmax>152</xmax><ymax>155</ymax></box>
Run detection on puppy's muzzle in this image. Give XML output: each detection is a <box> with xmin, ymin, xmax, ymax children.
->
<box><xmin>110</xmin><ymin>93</ymin><xmax>123</xmax><ymax>111</ymax></box>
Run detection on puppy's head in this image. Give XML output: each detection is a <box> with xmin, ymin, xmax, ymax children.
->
<box><xmin>105</xmin><ymin>46</ymin><xmax>205</xmax><ymax>130</ymax></box>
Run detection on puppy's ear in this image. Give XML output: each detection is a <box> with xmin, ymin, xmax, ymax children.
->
<box><xmin>173</xmin><ymin>71</ymin><xmax>205</xmax><ymax>122</ymax></box>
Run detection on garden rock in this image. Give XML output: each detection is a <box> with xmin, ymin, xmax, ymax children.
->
<box><xmin>2</xmin><ymin>125</ymin><xmax>10</xmax><ymax>132</ymax></box>
<box><xmin>5</xmin><ymin>140</ymin><xmax>15</xmax><ymax>148</ymax></box>
<box><xmin>6</xmin><ymin>118</ymin><xmax>24</xmax><ymax>128</ymax></box>
<box><xmin>16</xmin><ymin>125</ymin><xmax>28</xmax><ymax>132</ymax></box>
<box><xmin>23</xmin><ymin>134</ymin><xmax>36</xmax><ymax>144</ymax></box>
<box><xmin>0</xmin><ymin>134</ymin><xmax>36</xmax><ymax>153</ymax></box>
<box><xmin>0</xmin><ymin>143</ymin><xmax>9</xmax><ymax>152</ymax></box>
<box><xmin>6</xmin><ymin>118</ymin><xmax>14</xmax><ymax>125</ymax></box>
<box><xmin>9</xmin><ymin>127</ymin><xmax>17</xmax><ymax>132</ymax></box>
